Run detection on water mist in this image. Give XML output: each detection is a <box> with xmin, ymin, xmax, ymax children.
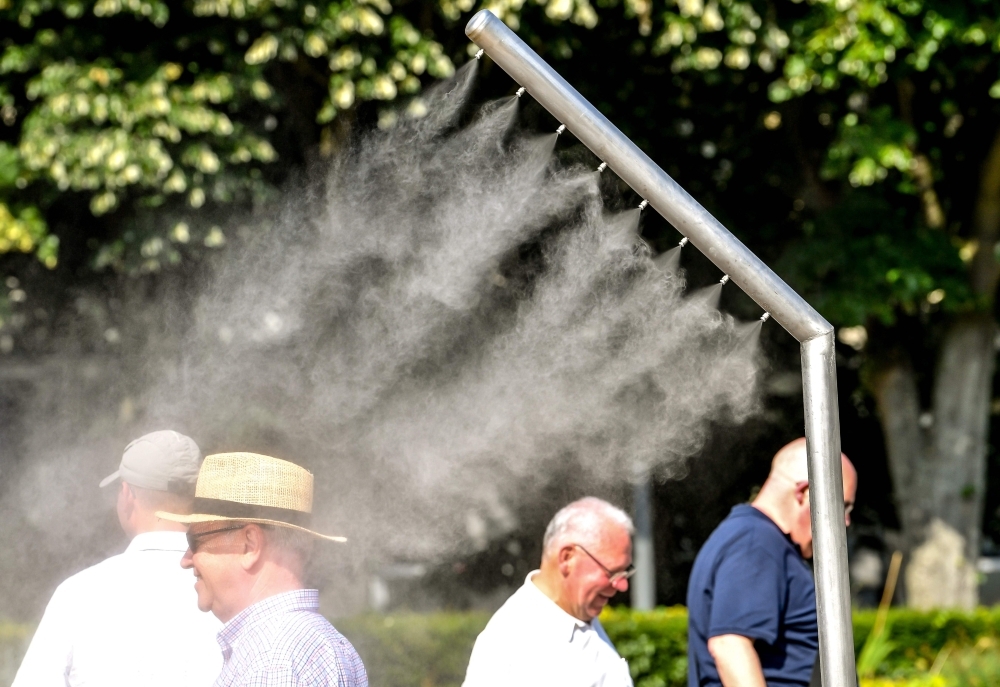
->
<box><xmin>0</xmin><ymin>60</ymin><xmax>763</xmax><ymax>619</ymax></box>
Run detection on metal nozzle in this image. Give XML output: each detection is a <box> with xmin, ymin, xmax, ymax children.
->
<box><xmin>516</xmin><ymin>86</ymin><xmax>526</xmax><ymax>98</ymax></box>
<box><xmin>597</xmin><ymin>162</ymin><xmax>607</xmax><ymax>173</ymax></box>
<box><xmin>555</xmin><ymin>124</ymin><xmax>566</xmax><ymax>135</ymax></box>
<box><xmin>719</xmin><ymin>274</ymin><xmax>730</xmax><ymax>285</ymax></box>
<box><xmin>760</xmin><ymin>312</ymin><xmax>771</xmax><ymax>323</ymax></box>
<box><xmin>638</xmin><ymin>199</ymin><xmax>649</xmax><ymax>211</ymax></box>
<box><xmin>679</xmin><ymin>237</ymin><xmax>689</xmax><ymax>247</ymax></box>
<box><xmin>474</xmin><ymin>48</ymin><xmax>484</xmax><ymax>60</ymax></box>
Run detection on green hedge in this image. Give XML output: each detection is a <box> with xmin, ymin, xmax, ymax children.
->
<box><xmin>602</xmin><ymin>606</ymin><xmax>689</xmax><ymax>687</ymax></box>
<box><xmin>852</xmin><ymin>608</ymin><xmax>1000</xmax><ymax>676</ymax></box>
<box><xmin>337</xmin><ymin>612</ymin><xmax>491</xmax><ymax>687</ymax></box>
<box><xmin>340</xmin><ymin>607</ymin><xmax>1000</xmax><ymax>687</ymax></box>
<box><xmin>5</xmin><ymin>607</ymin><xmax>1000</xmax><ymax>687</ymax></box>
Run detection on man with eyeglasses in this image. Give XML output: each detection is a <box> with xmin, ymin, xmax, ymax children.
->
<box><xmin>13</xmin><ymin>430</ymin><xmax>222</xmax><ymax>687</ymax></box>
<box><xmin>158</xmin><ymin>451</ymin><xmax>366</xmax><ymax>687</ymax></box>
<box><xmin>463</xmin><ymin>497</ymin><xmax>635</xmax><ymax>687</ymax></box>
<box><xmin>687</xmin><ymin>438</ymin><xmax>858</xmax><ymax>687</ymax></box>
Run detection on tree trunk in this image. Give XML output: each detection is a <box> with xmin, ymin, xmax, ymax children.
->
<box><xmin>869</xmin><ymin>128</ymin><xmax>1000</xmax><ymax>608</ymax></box>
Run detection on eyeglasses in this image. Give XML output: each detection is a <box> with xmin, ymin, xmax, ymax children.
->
<box><xmin>186</xmin><ymin>525</ymin><xmax>247</xmax><ymax>553</ymax></box>
<box><xmin>574</xmin><ymin>544</ymin><xmax>636</xmax><ymax>586</ymax></box>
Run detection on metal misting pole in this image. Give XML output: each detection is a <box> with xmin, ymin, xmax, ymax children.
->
<box><xmin>466</xmin><ymin>10</ymin><xmax>853</xmax><ymax>687</ymax></box>
<box><xmin>631</xmin><ymin>468</ymin><xmax>656</xmax><ymax>610</ymax></box>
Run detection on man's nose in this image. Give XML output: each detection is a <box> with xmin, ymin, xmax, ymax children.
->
<box><xmin>613</xmin><ymin>577</ymin><xmax>629</xmax><ymax>593</ymax></box>
<box><xmin>181</xmin><ymin>548</ymin><xmax>194</xmax><ymax>569</ymax></box>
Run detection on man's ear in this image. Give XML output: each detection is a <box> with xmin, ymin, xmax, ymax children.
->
<box><xmin>119</xmin><ymin>482</ymin><xmax>136</xmax><ymax>514</ymax></box>
<box><xmin>240</xmin><ymin>524</ymin><xmax>266</xmax><ymax>572</ymax></box>
<box><xmin>557</xmin><ymin>545</ymin><xmax>575</xmax><ymax>576</ymax></box>
<box><xmin>794</xmin><ymin>480</ymin><xmax>809</xmax><ymax>506</ymax></box>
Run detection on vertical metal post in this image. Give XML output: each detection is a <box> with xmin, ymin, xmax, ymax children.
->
<box><xmin>465</xmin><ymin>11</ymin><xmax>855</xmax><ymax>685</ymax></box>
<box><xmin>631</xmin><ymin>470</ymin><xmax>656</xmax><ymax>610</ymax></box>
<box><xmin>802</xmin><ymin>332</ymin><xmax>852</xmax><ymax>687</ymax></box>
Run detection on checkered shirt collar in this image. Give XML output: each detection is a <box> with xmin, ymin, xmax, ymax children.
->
<box><xmin>217</xmin><ymin>589</ymin><xmax>320</xmax><ymax>654</ymax></box>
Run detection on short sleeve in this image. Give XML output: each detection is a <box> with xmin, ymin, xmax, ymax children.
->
<box><xmin>707</xmin><ymin>535</ymin><xmax>784</xmax><ymax>645</ymax></box>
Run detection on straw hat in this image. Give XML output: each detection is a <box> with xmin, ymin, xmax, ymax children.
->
<box><xmin>156</xmin><ymin>452</ymin><xmax>346</xmax><ymax>542</ymax></box>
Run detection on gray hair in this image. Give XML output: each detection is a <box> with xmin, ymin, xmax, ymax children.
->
<box><xmin>541</xmin><ymin>497</ymin><xmax>634</xmax><ymax>556</ymax></box>
<box><xmin>260</xmin><ymin>524</ymin><xmax>315</xmax><ymax>562</ymax></box>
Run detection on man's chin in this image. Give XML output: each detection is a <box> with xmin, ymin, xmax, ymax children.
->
<box><xmin>587</xmin><ymin>601</ymin><xmax>609</xmax><ymax>619</ymax></box>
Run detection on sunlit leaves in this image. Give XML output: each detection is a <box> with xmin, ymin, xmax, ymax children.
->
<box><xmin>0</xmin><ymin>203</ymin><xmax>56</xmax><ymax>267</ymax></box>
<box><xmin>824</xmin><ymin>105</ymin><xmax>916</xmax><ymax>187</ymax></box>
<box><xmin>14</xmin><ymin>59</ymin><xmax>271</xmax><ymax>220</ymax></box>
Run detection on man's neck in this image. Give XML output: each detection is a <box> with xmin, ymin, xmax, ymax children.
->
<box><xmin>125</xmin><ymin>518</ymin><xmax>188</xmax><ymax>539</ymax></box>
<box><xmin>750</xmin><ymin>496</ymin><xmax>793</xmax><ymax>536</ymax></box>
<box><xmin>531</xmin><ymin>567</ymin><xmax>588</xmax><ymax>622</ymax></box>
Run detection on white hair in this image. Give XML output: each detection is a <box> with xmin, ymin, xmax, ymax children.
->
<box><xmin>541</xmin><ymin>497</ymin><xmax>634</xmax><ymax>556</ymax></box>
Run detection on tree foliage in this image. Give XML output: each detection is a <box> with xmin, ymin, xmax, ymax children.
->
<box><xmin>619</xmin><ymin>0</ymin><xmax>1000</xmax><ymax>324</ymax></box>
<box><xmin>0</xmin><ymin>0</ymin><xmax>462</xmax><ymax>274</ymax></box>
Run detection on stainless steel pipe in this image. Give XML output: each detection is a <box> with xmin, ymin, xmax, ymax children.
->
<box><xmin>466</xmin><ymin>9</ymin><xmax>854</xmax><ymax>687</ymax></box>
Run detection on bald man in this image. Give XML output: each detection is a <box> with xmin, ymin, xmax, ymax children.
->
<box><xmin>687</xmin><ymin>438</ymin><xmax>857</xmax><ymax>687</ymax></box>
<box><xmin>463</xmin><ymin>497</ymin><xmax>635</xmax><ymax>687</ymax></box>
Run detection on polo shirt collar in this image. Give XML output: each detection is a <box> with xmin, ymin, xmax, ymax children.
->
<box><xmin>735</xmin><ymin>504</ymin><xmax>807</xmax><ymax>558</ymax></box>
<box><xmin>522</xmin><ymin>571</ymin><xmax>592</xmax><ymax>642</ymax></box>
<box><xmin>126</xmin><ymin>530</ymin><xmax>188</xmax><ymax>553</ymax></box>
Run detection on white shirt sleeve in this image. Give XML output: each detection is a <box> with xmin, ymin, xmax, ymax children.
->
<box><xmin>12</xmin><ymin>583</ymin><xmax>74</xmax><ymax>687</ymax></box>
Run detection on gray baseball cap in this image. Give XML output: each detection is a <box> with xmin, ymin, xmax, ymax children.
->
<box><xmin>99</xmin><ymin>430</ymin><xmax>202</xmax><ymax>495</ymax></box>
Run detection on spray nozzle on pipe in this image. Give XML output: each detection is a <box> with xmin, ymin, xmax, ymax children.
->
<box><xmin>719</xmin><ymin>275</ymin><xmax>730</xmax><ymax>285</ymax></box>
<box><xmin>638</xmin><ymin>199</ymin><xmax>649</xmax><ymax>211</ymax></box>
<box><xmin>597</xmin><ymin>162</ymin><xmax>607</xmax><ymax>173</ymax></box>
<box><xmin>760</xmin><ymin>312</ymin><xmax>771</xmax><ymax>323</ymax></box>
<box><xmin>555</xmin><ymin>124</ymin><xmax>566</xmax><ymax>135</ymax></box>
<box><xmin>516</xmin><ymin>87</ymin><xmax>526</xmax><ymax>98</ymax></box>
<box><xmin>679</xmin><ymin>237</ymin><xmax>689</xmax><ymax>247</ymax></box>
<box><xmin>475</xmin><ymin>48</ymin><xmax>485</xmax><ymax>60</ymax></box>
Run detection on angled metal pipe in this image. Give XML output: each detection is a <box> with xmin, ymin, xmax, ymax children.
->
<box><xmin>466</xmin><ymin>10</ymin><xmax>853</xmax><ymax>687</ymax></box>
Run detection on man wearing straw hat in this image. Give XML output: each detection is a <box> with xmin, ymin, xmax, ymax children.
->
<box><xmin>158</xmin><ymin>451</ymin><xmax>367</xmax><ymax>687</ymax></box>
<box><xmin>13</xmin><ymin>430</ymin><xmax>222</xmax><ymax>687</ymax></box>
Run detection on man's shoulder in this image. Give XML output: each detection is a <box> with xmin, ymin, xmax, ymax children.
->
<box><xmin>478</xmin><ymin>581</ymin><xmax>538</xmax><ymax>632</ymax></box>
<box><xmin>56</xmin><ymin>545</ymin><xmax>188</xmax><ymax>593</ymax></box>
<box><xmin>50</xmin><ymin>550</ymin><xmax>131</xmax><ymax>596</ymax></box>
<box><xmin>264</xmin><ymin>612</ymin><xmax>363</xmax><ymax>664</ymax></box>
<box><xmin>234</xmin><ymin>612</ymin><xmax>365</xmax><ymax>684</ymax></box>
<box><xmin>702</xmin><ymin>506</ymin><xmax>789</xmax><ymax>555</ymax></box>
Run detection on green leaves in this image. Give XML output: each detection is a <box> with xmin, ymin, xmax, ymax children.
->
<box><xmin>779</xmin><ymin>194</ymin><xmax>973</xmax><ymax>326</ymax></box>
<box><xmin>14</xmin><ymin>59</ymin><xmax>271</xmax><ymax>222</ymax></box>
<box><xmin>0</xmin><ymin>0</ymin><xmax>468</xmax><ymax>273</ymax></box>
<box><xmin>824</xmin><ymin>105</ymin><xmax>917</xmax><ymax>187</ymax></box>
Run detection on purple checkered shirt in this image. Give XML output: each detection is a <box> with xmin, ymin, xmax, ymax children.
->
<box><xmin>214</xmin><ymin>589</ymin><xmax>367</xmax><ymax>687</ymax></box>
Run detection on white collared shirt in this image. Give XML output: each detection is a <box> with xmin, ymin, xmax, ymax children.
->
<box><xmin>463</xmin><ymin>571</ymin><xmax>634</xmax><ymax>687</ymax></box>
<box><xmin>12</xmin><ymin>531</ymin><xmax>222</xmax><ymax>687</ymax></box>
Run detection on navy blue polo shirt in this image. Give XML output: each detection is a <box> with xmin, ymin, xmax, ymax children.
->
<box><xmin>687</xmin><ymin>504</ymin><xmax>818</xmax><ymax>687</ymax></box>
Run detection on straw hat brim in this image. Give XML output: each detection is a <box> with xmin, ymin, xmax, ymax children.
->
<box><xmin>156</xmin><ymin>510</ymin><xmax>346</xmax><ymax>543</ymax></box>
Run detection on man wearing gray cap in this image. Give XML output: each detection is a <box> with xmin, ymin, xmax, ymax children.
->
<box><xmin>13</xmin><ymin>430</ymin><xmax>223</xmax><ymax>687</ymax></box>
